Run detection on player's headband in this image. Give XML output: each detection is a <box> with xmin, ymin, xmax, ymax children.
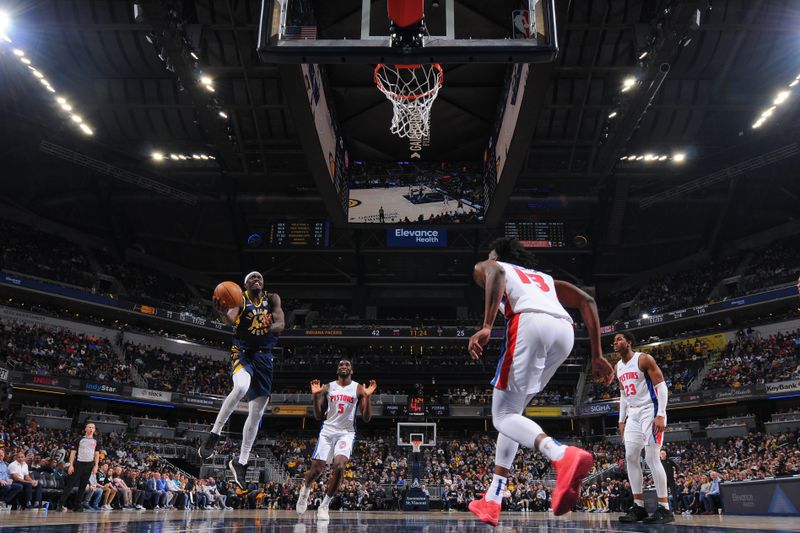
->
<box><xmin>244</xmin><ymin>271</ymin><xmax>261</xmax><ymax>284</ymax></box>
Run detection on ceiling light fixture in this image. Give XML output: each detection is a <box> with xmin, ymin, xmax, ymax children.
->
<box><xmin>672</xmin><ymin>152</ymin><xmax>686</xmax><ymax>162</ymax></box>
<box><xmin>608</xmin><ymin>111</ymin><xmax>617</xmax><ymax>118</ymax></box>
<box><xmin>79</xmin><ymin>124</ymin><xmax>93</xmax><ymax>135</ymax></box>
<box><xmin>621</xmin><ymin>77</ymin><xmax>636</xmax><ymax>92</ymax></box>
<box><xmin>218</xmin><ymin>111</ymin><xmax>228</xmax><ymax>119</ymax></box>
<box><xmin>774</xmin><ymin>91</ymin><xmax>790</xmax><ymax>105</ymax></box>
<box><xmin>12</xmin><ymin>48</ymin><xmax>23</xmax><ymax>56</ymax></box>
<box><xmin>151</xmin><ymin>152</ymin><xmax>164</xmax><ymax>161</ymax></box>
<box><xmin>190</xmin><ymin>52</ymin><xmax>199</xmax><ymax>60</ymax></box>
<box><xmin>639</xmin><ymin>52</ymin><xmax>648</xmax><ymax>60</ymax></box>
<box><xmin>0</xmin><ymin>11</ymin><xmax>11</xmax><ymax>36</ymax></box>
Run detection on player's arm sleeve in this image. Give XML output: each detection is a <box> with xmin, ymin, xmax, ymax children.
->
<box><xmin>655</xmin><ymin>381</ymin><xmax>668</xmax><ymax>417</ymax></box>
<box><xmin>618</xmin><ymin>389</ymin><xmax>628</xmax><ymax>422</ymax></box>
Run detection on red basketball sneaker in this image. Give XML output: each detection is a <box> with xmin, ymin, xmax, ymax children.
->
<box><xmin>468</xmin><ymin>497</ymin><xmax>501</xmax><ymax>527</ymax></box>
<box><xmin>550</xmin><ymin>446</ymin><xmax>593</xmax><ymax>516</ymax></box>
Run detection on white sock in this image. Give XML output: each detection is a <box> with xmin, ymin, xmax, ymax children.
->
<box><xmin>321</xmin><ymin>495</ymin><xmax>332</xmax><ymax>508</ymax></box>
<box><xmin>484</xmin><ymin>474</ymin><xmax>507</xmax><ymax>504</ymax></box>
<box><xmin>660</xmin><ymin>501</ymin><xmax>670</xmax><ymax>510</ymax></box>
<box><xmin>634</xmin><ymin>498</ymin><xmax>644</xmax><ymax>507</ymax></box>
<box><xmin>300</xmin><ymin>484</ymin><xmax>310</xmax><ymax>496</ymax></box>
<box><xmin>538</xmin><ymin>437</ymin><xmax>566</xmax><ymax>461</ymax></box>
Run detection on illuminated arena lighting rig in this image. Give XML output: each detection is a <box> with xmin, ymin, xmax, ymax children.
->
<box><xmin>1</xmin><ymin>13</ymin><xmax>94</xmax><ymax>137</ymax></box>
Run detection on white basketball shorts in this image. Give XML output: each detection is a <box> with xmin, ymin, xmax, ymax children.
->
<box><xmin>490</xmin><ymin>312</ymin><xmax>575</xmax><ymax>395</ymax></box>
<box><xmin>624</xmin><ymin>405</ymin><xmax>665</xmax><ymax>448</ymax></box>
<box><xmin>312</xmin><ymin>427</ymin><xmax>356</xmax><ymax>464</ymax></box>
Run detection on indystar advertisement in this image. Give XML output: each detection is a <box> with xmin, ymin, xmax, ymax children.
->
<box><xmin>387</xmin><ymin>228</ymin><xmax>447</xmax><ymax>248</ymax></box>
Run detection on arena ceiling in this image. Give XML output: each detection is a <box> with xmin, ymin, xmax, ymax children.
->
<box><xmin>0</xmin><ymin>0</ymin><xmax>799</xmax><ymax>288</ymax></box>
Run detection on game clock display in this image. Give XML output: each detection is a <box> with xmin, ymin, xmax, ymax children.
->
<box><xmin>408</xmin><ymin>396</ymin><xmax>425</xmax><ymax>416</ymax></box>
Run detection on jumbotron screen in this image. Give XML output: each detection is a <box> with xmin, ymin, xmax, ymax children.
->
<box><xmin>504</xmin><ymin>221</ymin><xmax>566</xmax><ymax>248</ymax></box>
<box><xmin>267</xmin><ymin>221</ymin><xmax>330</xmax><ymax>248</ymax></box>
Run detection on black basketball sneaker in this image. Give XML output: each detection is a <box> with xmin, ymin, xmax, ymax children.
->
<box><xmin>618</xmin><ymin>503</ymin><xmax>649</xmax><ymax>522</ymax></box>
<box><xmin>198</xmin><ymin>432</ymin><xmax>221</xmax><ymax>460</ymax></box>
<box><xmin>643</xmin><ymin>506</ymin><xmax>675</xmax><ymax>524</ymax></box>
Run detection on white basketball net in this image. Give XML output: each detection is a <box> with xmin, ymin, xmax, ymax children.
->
<box><xmin>374</xmin><ymin>64</ymin><xmax>443</xmax><ymax>140</ymax></box>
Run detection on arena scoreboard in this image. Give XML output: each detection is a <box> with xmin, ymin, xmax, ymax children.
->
<box><xmin>268</xmin><ymin>221</ymin><xmax>330</xmax><ymax>248</ymax></box>
<box><xmin>503</xmin><ymin>221</ymin><xmax>566</xmax><ymax>248</ymax></box>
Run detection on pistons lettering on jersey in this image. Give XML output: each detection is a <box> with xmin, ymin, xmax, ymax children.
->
<box><xmin>619</xmin><ymin>371</ymin><xmax>640</xmax><ymax>397</ymax></box>
<box><xmin>329</xmin><ymin>394</ymin><xmax>355</xmax><ymax>404</ymax></box>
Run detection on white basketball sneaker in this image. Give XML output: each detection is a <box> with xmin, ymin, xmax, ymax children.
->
<box><xmin>296</xmin><ymin>486</ymin><xmax>310</xmax><ymax>515</ymax></box>
<box><xmin>317</xmin><ymin>505</ymin><xmax>330</xmax><ymax>521</ymax></box>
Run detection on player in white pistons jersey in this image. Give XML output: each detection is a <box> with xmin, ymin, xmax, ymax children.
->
<box><xmin>295</xmin><ymin>359</ymin><xmax>377</xmax><ymax>521</ymax></box>
<box><xmin>612</xmin><ymin>331</ymin><xmax>674</xmax><ymax>524</ymax></box>
<box><xmin>467</xmin><ymin>238</ymin><xmax>615</xmax><ymax>526</ymax></box>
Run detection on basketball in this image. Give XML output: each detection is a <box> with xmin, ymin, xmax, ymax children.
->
<box><xmin>213</xmin><ymin>281</ymin><xmax>243</xmax><ymax>309</ymax></box>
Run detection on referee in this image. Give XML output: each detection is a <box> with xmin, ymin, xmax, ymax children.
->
<box><xmin>57</xmin><ymin>422</ymin><xmax>100</xmax><ymax>512</ymax></box>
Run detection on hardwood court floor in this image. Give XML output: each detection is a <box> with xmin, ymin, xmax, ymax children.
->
<box><xmin>0</xmin><ymin>509</ymin><xmax>797</xmax><ymax>532</ymax></box>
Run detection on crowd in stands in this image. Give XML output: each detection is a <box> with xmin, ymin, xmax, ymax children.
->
<box><xmin>445</xmin><ymin>385</ymin><xmax>574</xmax><ymax>406</ymax></box>
<box><xmin>586</xmin><ymin>337</ymin><xmax>715</xmax><ymax>402</ymax></box>
<box><xmin>273</xmin><ymin>432</ymin><xmax>553</xmax><ymax>511</ymax></box>
<box><xmin>701</xmin><ymin>330</ymin><xmax>800</xmax><ymax>390</ymax></box>
<box><xmin>734</xmin><ymin>239</ymin><xmax>800</xmax><ymax>297</ymax></box>
<box><xmin>0</xmin><ymin>319</ymin><xmax>129</xmax><ymax>384</ymax></box>
<box><xmin>0</xmin><ymin>415</ymin><xmax>236</xmax><ymax>511</ymax></box>
<box><xmin>124</xmin><ymin>343</ymin><xmax>230</xmax><ymax>397</ymax></box>
<box><xmin>0</xmin><ymin>220</ymin><xmax>99</xmax><ymax>291</ymax></box>
<box><xmin>603</xmin><ymin>236</ymin><xmax>800</xmax><ymax>322</ymax></box>
<box><xmin>2</xmin><ymin>398</ymin><xmax>799</xmax><ymax>514</ymax></box>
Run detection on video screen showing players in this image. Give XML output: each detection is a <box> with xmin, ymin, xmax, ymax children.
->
<box><xmin>346</xmin><ymin>160</ymin><xmax>486</xmax><ymax>224</ymax></box>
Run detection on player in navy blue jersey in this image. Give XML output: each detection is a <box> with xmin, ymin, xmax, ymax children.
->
<box><xmin>199</xmin><ymin>271</ymin><xmax>285</xmax><ymax>489</ymax></box>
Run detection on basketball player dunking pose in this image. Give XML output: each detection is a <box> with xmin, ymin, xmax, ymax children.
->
<box><xmin>468</xmin><ymin>238</ymin><xmax>615</xmax><ymax>526</ymax></box>
<box><xmin>199</xmin><ymin>271</ymin><xmax>284</xmax><ymax>489</ymax></box>
<box><xmin>295</xmin><ymin>360</ymin><xmax>377</xmax><ymax>521</ymax></box>
<box><xmin>614</xmin><ymin>331</ymin><xmax>674</xmax><ymax>524</ymax></box>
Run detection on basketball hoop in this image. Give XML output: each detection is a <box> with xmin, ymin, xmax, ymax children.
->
<box><xmin>411</xmin><ymin>438</ymin><xmax>423</xmax><ymax>454</ymax></box>
<box><xmin>374</xmin><ymin>63</ymin><xmax>443</xmax><ymax>139</ymax></box>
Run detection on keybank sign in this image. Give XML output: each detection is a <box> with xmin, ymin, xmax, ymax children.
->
<box><xmin>387</xmin><ymin>227</ymin><xmax>448</xmax><ymax>248</ymax></box>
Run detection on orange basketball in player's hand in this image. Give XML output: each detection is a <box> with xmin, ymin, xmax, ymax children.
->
<box><xmin>213</xmin><ymin>281</ymin><xmax>244</xmax><ymax>310</ymax></box>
